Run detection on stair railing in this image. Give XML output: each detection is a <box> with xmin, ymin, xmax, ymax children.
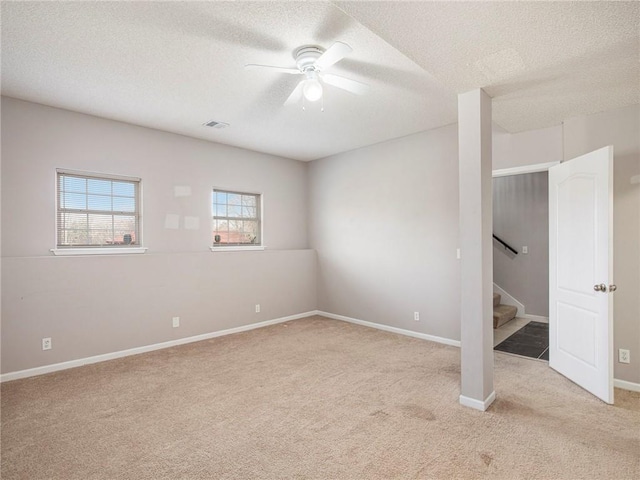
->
<box><xmin>493</xmin><ymin>234</ymin><xmax>518</xmax><ymax>255</ymax></box>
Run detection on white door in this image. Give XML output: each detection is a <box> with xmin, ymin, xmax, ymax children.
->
<box><xmin>549</xmin><ymin>146</ymin><xmax>614</xmax><ymax>404</ymax></box>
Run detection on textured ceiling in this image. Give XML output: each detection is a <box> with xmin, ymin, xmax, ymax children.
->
<box><xmin>2</xmin><ymin>1</ymin><xmax>638</xmax><ymax>161</ymax></box>
<box><xmin>336</xmin><ymin>1</ymin><xmax>640</xmax><ymax>133</ymax></box>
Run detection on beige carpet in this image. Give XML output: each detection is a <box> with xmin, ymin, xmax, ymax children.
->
<box><xmin>2</xmin><ymin>315</ymin><xmax>639</xmax><ymax>479</ymax></box>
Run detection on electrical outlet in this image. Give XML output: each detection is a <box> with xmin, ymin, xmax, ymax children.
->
<box><xmin>522</xmin><ymin>246</ymin><xmax>528</xmax><ymax>254</ymax></box>
<box><xmin>42</xmin><ymin>337</ymin><xmax>52</xmax><ymax>351</ymax></box>
<box><xmin>255</xmin><ymin>304</ymin><xmax>261</xmax><ymax>313</ymax></box>
<box><xmin>414</xmin><ymin>312</ymin><xmax>420</xmax><ymax>322</ymax></box>
<box><xmin>618</xmin><ymin>349</ymin><xmax>630</xmax><ymax>364</ymax></box>
<box><xmin>172</xmin><ymin>317</ymin><xmax>180</xmax><ymax>328</ymax></box>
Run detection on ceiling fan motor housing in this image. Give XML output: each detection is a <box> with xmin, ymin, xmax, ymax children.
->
<box><xmin>294</xmin><ymin>46</ymin><xmax>324</xmax><ymax>72</ymax></box>
<box><xmin>243</xmin><ymin>41</ymin><xmax>366</xmax><ymax>106</ymax></box>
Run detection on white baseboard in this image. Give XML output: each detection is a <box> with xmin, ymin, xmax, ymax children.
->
<box><xmin>6</xmin><ymin>308</ymin><xmax>634</xmax><ymax>401</ymax></box>
<box><xmin>459</xmin><ymin>391</ymin><xmax>496</xmax><ymax>411</ymax></box>
<box><xmin>317</xmin><ymin>311</ymin><xmax>461</xmax><ymax>348</ymax></box>
<box><xmin>614</xmin><ymin>379</ymin><xmax>640</xmax><ymax>393</ymax></box>
<box><xmin>523</xmin><ymin>314</ymin><xmax>549</xmax><ymax>324</ymax></box>
<box><xmin>0</xmin><ymin>311</ymin><xmax>317</xmax><ymax>383</ymax></box>
<box><xmin>317</xmin><ymin>312</ymin><xmax>639</xmax><ymax>396</ymax></box>
<box><xmin>0</xmin><ymin>310</ymin><xmax>459</xmax><ymax>383</ymax></box>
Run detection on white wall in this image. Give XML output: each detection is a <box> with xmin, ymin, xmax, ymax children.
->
<box><xmin>563</xmin><ymin>104</ymin><xmax>640</xmax><ymax>385</ymax></box>
<box><xmin>308</xmin><ymin>125</ymin><xmax>461</xmax><ymax>341</ymax></box>
<box><xmin>1</xmin><ymin>97</ymin><xmax>316</xmax><ymax>374</ymax></box>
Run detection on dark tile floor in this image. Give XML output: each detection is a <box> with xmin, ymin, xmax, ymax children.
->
<box><xmin>495</xmin><ymin>321</ymin><xmax>549</xmax><ymax>360</ymax></box>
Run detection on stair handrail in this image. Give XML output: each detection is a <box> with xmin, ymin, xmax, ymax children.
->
<box><xmin>493</xmin><ymin>234</ymin><xmax>518</xmax><ymax>255</ymax></box>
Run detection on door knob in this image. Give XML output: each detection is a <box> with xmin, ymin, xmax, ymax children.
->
<box><xmin>593</xmin><ymin>283</ymin><xmax>607</xmax><ymax>292</ymax></box>
<box><xmin>609</xmin><ymin>284</ymin><xmax>617</xmax><ymax>292</ymax></box>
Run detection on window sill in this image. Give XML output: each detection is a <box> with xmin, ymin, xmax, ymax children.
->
<box><xmin>50</xmin><ymin>247</ymin><xmax>148</xmax><ymax>256</ymax></box>
<box><xmin>209</xmin><ymin>246</ymin><xmax>266</xmax><ymax>252</ymax></box>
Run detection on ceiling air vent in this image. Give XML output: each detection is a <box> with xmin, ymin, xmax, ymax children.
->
<box><xmin>202</xmin><ymin>120</ymin><xmax>230</xmax><ymax>129</ymax></box>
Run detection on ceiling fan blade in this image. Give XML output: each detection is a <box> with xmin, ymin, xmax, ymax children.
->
<box><xmin>245</xmin><ymin>64</ymin><xmax>301</xmax><ymax>75</ymax></box>
<box><xmin>284</xmin><ymin>80</ymin><xmax>304</xmax><ymax>106</ymax></box>
<box><xmin>321</xmin><ymin>73</ymin><xmax>369</xmax><ymax>95</ymax></box>
<box><xmin>314</xmin><ymin>41</ymin><xmax>352</xmax><ymax>70</ymax></box>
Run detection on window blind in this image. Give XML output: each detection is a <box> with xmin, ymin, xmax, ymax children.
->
<box><xmin>57</xmin><ymin>170</ymin><xmax>141</xmax><ymax>247</ymax></box>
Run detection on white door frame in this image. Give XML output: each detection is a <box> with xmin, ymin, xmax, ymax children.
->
<box><xmin>492</xmin><ymin>161</ymin><xmax>560</xmax><ymax>178</ymax></box>
<box><xmin>491</xmin><ymin>161</ymin><xmax>558</xmax><ymax>321</ymax></box>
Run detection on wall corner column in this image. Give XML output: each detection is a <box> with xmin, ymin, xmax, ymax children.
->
<box><xmin>458</xmin><ymin>88</ymin><xmax>495</xmax><ymax>411</ymax></box>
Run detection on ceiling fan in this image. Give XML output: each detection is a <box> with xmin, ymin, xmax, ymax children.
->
<box><xmin>245</xmin><ymin>41</ymin><xmax>369</xmax><ymax>106</ymax></box>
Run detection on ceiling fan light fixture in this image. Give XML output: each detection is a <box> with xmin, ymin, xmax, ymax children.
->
<box><xmin>303</xmin><ymin>78</ymin><xmax>323</xmax><ymax>102</ymax></box>
<box><xmin>246</xmin><ymin>41</ymin><xmax>366</xmax><ymax>107</ymax></box>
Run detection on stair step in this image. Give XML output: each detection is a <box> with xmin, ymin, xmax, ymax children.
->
<box><xmin>493</xmin><ymin>293</ymin><xmax>501</xmax><ymax>308</ymax></box>
<box><xmin>493</xmin><ymin>304</ymin><xmax>517</xmax><ymax>329</ymax></box>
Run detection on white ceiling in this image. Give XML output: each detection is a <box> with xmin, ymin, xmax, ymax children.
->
<box><xmin>2</xmin><ymin>1</ymin><xmax>638</xmax><ymax>162</ymax></box>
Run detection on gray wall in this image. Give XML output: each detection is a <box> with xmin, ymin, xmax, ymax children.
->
<box><xmin>308</xmin><ymin>124</ymin><xmax>461</xmax><ymax>341</ymax></box>
<box><xmin>493</xmin><ymin>125</ymin><xmax>563</xmax><ymax>171</ymax></box>
<box><xmin>1</xmin><ymin>98</ymin><xmax>309</xmax><ymax>256</ymax></box>
<box><xmin>493</xmin><ymin>172</ymin><xmax>549</xmax><ymax>316</ymax></box>
<box><xmin>563</xmin><ymin>104</ymin><xmax>640</xmax><ymax>385</ymax></box>
<box><xmin>308</xmin><ymin>107</ymin><xmax>638</xmax><ymax>386</ymax></box>
<box><xmin>1</xmin><ymin>97</ymin><xmax>316</xmax><ymax>374</ymax></box>
<box><xmin>2</xmin><ymin>96</ymin><xmax>638</xmax><ymax>387</ymax></box>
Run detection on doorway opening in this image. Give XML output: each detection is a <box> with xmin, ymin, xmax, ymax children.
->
<box><xmin>490</xmin><ymin>162</ymin><xmax>556</xmax><ymax>361</ymax></box>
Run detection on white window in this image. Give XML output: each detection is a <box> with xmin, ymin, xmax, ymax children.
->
<box><xmin>56</xmin><ymin>169</ymin><xmax>141</xmax><ymax>249</ymax></box>
<box><xmin>212</xmin><ymin>189</ymin><xmax>262</xmax><ymax>248</ymax></box>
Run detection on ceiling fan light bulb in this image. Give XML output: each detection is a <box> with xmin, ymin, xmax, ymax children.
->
<box><xmin>303</xmin><ymin>79</ymin><xmax>323</xmax><ymax>102</ymax></box>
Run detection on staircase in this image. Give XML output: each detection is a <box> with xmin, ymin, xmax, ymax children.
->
<box><xmin>493</xmin><ymin>293</ymin><xmax>517</xmax><ymax>329</ymax></box>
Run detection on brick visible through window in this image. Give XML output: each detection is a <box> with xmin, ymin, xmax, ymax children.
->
<box><xmin>212</xmin><ymin>189</ymin><xmax>261</xmax><ymax>246</ymax></box>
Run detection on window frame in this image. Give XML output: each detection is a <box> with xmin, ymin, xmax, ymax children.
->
<box><xmin>51</xmin><ymin>168</ymin><xmax>146</xmax><ymax>256</ymax></box>
<box><xmin>210</xmin><ymin>188</ymin><xmax>265</xmax><ymax>252</ymax></box>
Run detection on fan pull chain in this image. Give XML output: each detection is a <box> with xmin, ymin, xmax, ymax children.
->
<box><xmin>321</xmin><ymin>95</ymin><xmax>324</xmax><ymax>112</ymax></box>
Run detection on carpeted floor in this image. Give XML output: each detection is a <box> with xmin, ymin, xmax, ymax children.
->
<box><xmin>2</xmin><ymin>315</ymin><xmax>639</xmax><ymax>479</ymax></box>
